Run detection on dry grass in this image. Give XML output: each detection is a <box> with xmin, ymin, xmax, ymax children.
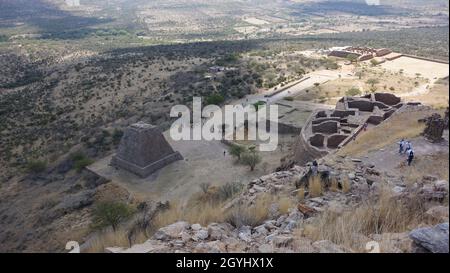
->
<box><xmin>277</xmin><ymin>196</ymin><xmax>293</xmax><ymax>215</ymax></box>
<box><xmin>84</xmin><ymin>190</ymin><xmax>297</xmax><ymax>251</ymax></box>
<box><xmin>408</xmin><ymin>82</ymin><xmax>449</xmax><ymax>109</ymax></box>
<box><xmin>297</xmin><ymin>187</ymin><xmax>434</xmax><ymax>251</ymax></box>
<box><xmin>297</xmin><ymin>187</ymin><xmax>305</xmax><ymax>201</ymax></box>
<box><xmin>83</xmin><ymin>229</ymin><xmax>141</xmax><ymax>253</ymax></box>
<box><xmin>330</xmin><ymin>178</ymin><xmax>339</xmax><ymax>192</ymax></box>
<box><xmin>308</xmin><ymin>175</ymin><xmax>323</xmax><ymax>198</ymax></box>
<box><xmin>342</xmin><ymin>176</ymin><xmax>351</xmax><ymax>193</ymax></box>
<box><xmin>152</xmin><ymin>202</ymin><xmax>228</xmax><ymax>228</ymax></box>
<box><xmin>227</xmin><ymin>193</ymin><xmax>295</xmax><ymax>227</ymax></box>
<box><xmin>338</xmin><ymin>109</ymin><xmax>434</xmax><ymax>157</ymax></box>
<box><xmin>295</xmin><ymin>67</ymin><xmax>427</xmax><ymax>105</ymax></box>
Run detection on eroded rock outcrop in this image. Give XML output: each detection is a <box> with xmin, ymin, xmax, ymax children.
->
<box><xmin>409</xmin><ymin>223</ymin><xmax>449</xmax><ymax>253</ymax></box>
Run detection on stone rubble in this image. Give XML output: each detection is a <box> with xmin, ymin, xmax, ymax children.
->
<box><xmin>106</xmin><ymin>160</ymin><xmax>449</xmax><ymax>253</ymax></box>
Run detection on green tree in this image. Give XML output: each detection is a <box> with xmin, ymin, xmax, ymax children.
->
<box><xmin>92</xmin><ymin>202</ymin><xmax>134</xmax><ymax>231</ymax></box>
<box><xmin>229</xmin><ymin>145</ymin><xmax>247</xmax><ymax>161</ymax></box>
<box><xmin>366</xmin><ymin>78</ymin><xmax>379</xmax><ymax>87</ymax></box>
<box><xmin>346</xmin><ymin>54</ymin><xmax>358</xmax><ymax>64</ymax></box>
<box><xmin>370</xmin><ymin>59</ymin><xmax>379</xmax><ymax>67</ymax></box>
<box><xmin>346</xmin><ymin>87</ymin><xmax>362</xmax><ymax>97</ymax></box>
<box><xmin>366</xmin><ymin>78</ymin><xmax>379</xmax><ymax>93</ymax></box>
<box><xmin>241</xmin><ymin>151</ymin><xmax>261</xmax><ymax>171</ymax></box>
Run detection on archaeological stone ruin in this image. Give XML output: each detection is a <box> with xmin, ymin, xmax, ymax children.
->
<box><xmin>294</xmin><ymin>93</ymin><xmax>411</xmax><ymax>163</ymax></box>
<box><xmin>111</xmin><ymin>122</ymin><xmax>183</xmax><ymax>178</ymax></box>
<box><xmin>421</xmin><ymin>113</ymin><xmax>446</xmax><ymax>143</ymax></box>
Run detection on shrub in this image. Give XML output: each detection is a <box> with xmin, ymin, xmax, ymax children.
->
<box><xmin>218</xmin><ymin>182</ymin><xmax>244</xmax><ymax>201</ymax></box>
<box><xmin>205</xmin><ymin>93</ymin><xmax>225</xmax><ymax>105</ymax></box>
<box><xmin>297</xmin><ymin>186</ymin><xmax>305</xmax><ymax>201</ymax></box>
<box><xmin>229</xmin><ymin>144</ymin><xmax>247</xmax><ymax>161</ymax></box>
<box><xmin>342</xmin><ymin>177</ymin><xmax>351</xmax><ymax>193</ymax></box>
<box><xmin>112</xmin><ymin>129</ymin><xmax>124</xmax><ymax>145</ymax></box>
<box><xmin>199</xmin><ymin>182</ymin><xmax>211</xmax><ymax>194</ymax></box>
<box><xmin>253</xmin><ymin>101</ymin><xmax>266</xmax><ymax>110</ymax></box>
<box><xmin>284</xmin><ymin>96</ymin><xmax>294</xmax><ymax>101</ymax></box>
<box><xmin>226</xmin><ymin>196</ymin><xmax>270</xmax><ymax>227</ymax></box>
<box><xmin>74</xmin><ymin>158</ymin><xmax>94</xmax><ymax>172</ymax></box>
<box><xmin>308</xmin><ymin>175</ymin><xmax>323</xmax><ymax>198</ymax></box>
<box><xmin>241</xmin><ymin>151</ymin><xmax>261</xmax><ymax>171</ymax></box>
<box><xmin>70</xmin><ymin>151</ymin><xmax>94</xmax><ymax>172</ymax></box>
<box><xmin>346</xmin><ymin>87</ymin><xmax>362</xmax><ymax>97</ymax></box>
<box><xmin>27</xmin><ymin>160</ymin><xmax>47</xmax><ymax>173</ymax></box>
<box><xmin>92</xmin><ymin>202</ymin><xmax>134</xmax><ymax>231</ymax></box>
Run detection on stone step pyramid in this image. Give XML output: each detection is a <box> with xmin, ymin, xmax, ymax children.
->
<box><xmin>111</xmin><ymin>122</ymin><xmax>183</xmax><ymax>177</ymax></box>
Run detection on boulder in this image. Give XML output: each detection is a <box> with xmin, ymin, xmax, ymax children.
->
<box><xmin>207</xmin><ymin>223</ymin><xmax>231</xmax><ymax>240</ymax></box>
<box><xmin>192</xmin><ymin>229</ymin><xmax>209</xmax><ymax>241</ymax></box>
<box><xmin>263</xmin><ymin>220</ymin><xmax>278</xmax><ymax>231</ymax></box>
<box><xmin>191</xmin><ymin>223</ymin><xmax>202</xmax><ymax>231</ymax></box>
<box><xmin>271</xmin><ymin>235</ymin><xmax>294</xmax><ymax>248</ymax></box>
<box><xmin>253</xmin><ymin>225</ymin><xmax>269</xmax><ymax>236</ymax></box>
<box><xmin>434</xmin><ymin>180</ymin><xmax>449</xmax><ymax>193</ymax></box>
<box><xmin>194</xmin><ymin>240</ymin><xmax>226</xmax><ymax>253</ymax></box>
<box><xmin>238</xmin><ymin>226</ymin><xmax>252</xmax><ymax>242</ymax></box>
<box><xmin>312</xmin><ymin>240</ymin><xmax>351</xmax><ymax>253</ymax></box>
<box><xmin>409</xmin><ymin>223</ymin><xmax>449</xmax><ymax>253</ymax></box>
<box><xmin>153</xmin><ymin>221</ymin><xmax>189</xmax><ymax>241</ymax></box>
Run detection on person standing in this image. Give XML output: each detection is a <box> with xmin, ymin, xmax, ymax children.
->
<box><xmin>407</xmin><ymin>148</ymin><xmax>414</xmax><ymax>166</ymax></box>
<box><xmin>398</xmin><ymin>139</ymin><xmax>405</xmax><ymax>154</ymax></box>
<box><xmin>405</xmin><ymin>141</ymin><xmax>412</xmax><ymax>153</ymax></box>
<box><xmin>311</xmin><ymin>160</ymin><xmax>319</xmax><ymax>176</ymax></box>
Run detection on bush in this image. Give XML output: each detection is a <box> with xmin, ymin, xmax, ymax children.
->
<box><xmin>27</xmin><ymin>160</ymin><xmax>47</xmax><ymax>173</ymax></box>
<box><xmin>199</xmin><ymin>182</ymin><xmax>211</xmax><ymax>194</ymax></box>
<box><xmin>205</xmin><ymin>93</ymin><xmax>225</xmax><ymax>105</ymax></box>
<box><xmin>92</xmin><ymin>202</ymin><xmax>134</xmax><ymax>231</ymax></box>
<box><xmin>241</xmin><ymin>151</ymin><xmax>261</xmax><ymax>171</ymax></box>
<box><xmin>217</xmin><ymin>182</ymin><xmax>244</xmax><ymax>201</ymax></box>
<box><xmin>284</xmin><ymin>96</ymin><xmax>294</xmax><ymax>101</ymax></box>
<box><xmin>70</xmin><ymin>151</ymin><xmax>94</xmax><ymax>172</ymax></box>
<box><xmin>74</xmin><ymin>158</ymin><xmax>94</xmax><ymax>172</ymax></box>
<box><xmin>225</xmin><ymin>194</ymin><xmax>287</xmax><ymax>227</ymax></box>
<box><xmin>346</xmin><ymin>87</ymin><xmax>362</xmax><ymax>97</ymax></box>
<box><xmin>112</xmin><ymin>129</ymin><xmax>124</xmax><ymax>145</ymax></box>
<box><xmin>229</xmin><ymin>144</ymin><xmax>247</xmax><ymax>161</ymax></box>
<box><xmin>308</xmin><ymin>175</ymin><xmax>323</xmax><ymax>198</ymax></box>
<box><xmin>253</xmin><ymin>101</ymin><xmax>266</xmax><ymax>110</ymax></box>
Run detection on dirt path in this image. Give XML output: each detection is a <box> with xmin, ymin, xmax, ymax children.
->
<box><xmin>360</xmin><ymin>131</ymin><xmax>449</xmax><ymax>177</ymax></box>
<box><xmin>398</xmin><ymin>83</ymin><xmax>431</xmax><ymax>98</ymax></box>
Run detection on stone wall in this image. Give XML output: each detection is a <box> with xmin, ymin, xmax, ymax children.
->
<box><xmin>309</xmin><ymin>134</ymin><xmax>325</xmax><ymax>148</ymax></box>
<box><xmin>312</xmin><ymin>121</ymin><xmax>338</xmax><ymax>134</ymax></box>
<box><xmin>347</xmin><ymin>100</ymin><xmax>374</xmax><ymax>112</ymax></box>
<box><xmin>327</xmin><ymin>134</ymin><xmax>348</xmax><ymax>148</ymax></box>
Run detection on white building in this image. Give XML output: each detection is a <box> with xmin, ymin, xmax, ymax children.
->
<box><xmin>65</xmin><ymin>0</ymin><xmax>81</xmax><ymax>7</ymax></box>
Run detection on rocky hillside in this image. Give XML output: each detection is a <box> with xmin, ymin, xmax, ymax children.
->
<box><xmin>105</xmin><ymin>108</ymin><xmax>449</xmax><ymax>253</ymax></box>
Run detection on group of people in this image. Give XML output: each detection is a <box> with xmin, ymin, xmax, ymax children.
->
<box><xmin>398</xmin><ymin>139</ymin><xmax>414</xmax><ymax>166</ymax></box>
